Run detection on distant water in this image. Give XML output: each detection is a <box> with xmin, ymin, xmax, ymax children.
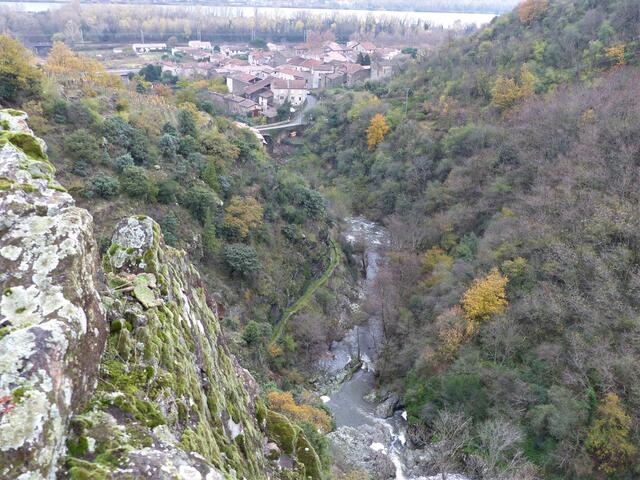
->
<box><xmin>0</xmin><ymin>2</ymin><xmax>497</xmax><ymax>27</ymax></box>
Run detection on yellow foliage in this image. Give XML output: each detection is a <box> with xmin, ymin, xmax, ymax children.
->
<box><xmin>586</xmin><ymin>393</ymin><xmax>637</xmax><ymax>474</ymax></box>
<box><xmin>491</xmin><ymin>76</ymin><xmax>521</xmax><ymax>111</ymax></box>
<box><xmin>491</xmin><ymin>65</ymin><xmax>537</xmax><ymax>111</ymax></box>
<box><xmin>45</xmin><ymin>42</ymin><xmax>121</xmax><ymax>88</ymax></box>
<box><xmin>604</xmin><ymin>43</ymin><xmax>626</xmax><ymax>66</ymax></box>
<box><xmin>461</xmin><ymin>268</ymin><xmax>508</xmax><ymax>325</ymax></box>
<box><xmin>223</xmin><ymin>196</ymin><xmax>264</xmax><ymax>240</ymax></box>
<box><xmin>366</xmin><ymin>113</ymin><xmax>389</xmax><ymax>151</ymax></box>
<box><xmin>435</xmin><ymin>306</ymin><xmax>468</xmax><ymax>359</ymax></box>
<box><xmin>267</xmin><ymin>391</ymin><xmax>332</xmax><ymax>433</ymax></box>
<box><xmin>518</xmin><ymin>0</ymin><xmax>549</xmax><ymax>24</ymax></box>
<box><xmin>0</xmin><ymin>35</ymin><xmax>42</xmax><ymax>101</ymax></box>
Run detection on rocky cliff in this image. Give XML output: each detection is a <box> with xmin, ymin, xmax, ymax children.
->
<box><xmin>0</xmin><ymin>110</ymin><xmax>321</xmax><ymax>480</ymax></box>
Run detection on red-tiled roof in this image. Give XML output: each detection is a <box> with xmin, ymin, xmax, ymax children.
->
<box><xmin>271</xmin><ymin>79</ymin><xmax>307</xmax><ymax>90</ymax></box>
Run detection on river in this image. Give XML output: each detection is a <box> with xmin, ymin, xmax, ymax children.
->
<box><xmin>0</xmin><ymin>2</ymin><xmax>496</xmax><ymax>28</ymax></box>
<box><xmin>317</xmin><ymin>217</ymin><xmax>470</xmax><ymax>480</ymax></box>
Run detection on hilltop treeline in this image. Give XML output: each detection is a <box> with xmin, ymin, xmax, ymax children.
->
<box><xmin>0</xmin><ymin>2</ymin><xmax>473</xmax><ymax>46</ymax></box>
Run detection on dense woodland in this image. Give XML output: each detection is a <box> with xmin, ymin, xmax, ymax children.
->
<box><xmin>293</xmin><ymin>0</ymin><xmax>640</xmax><ymax>478</ymax></box>
<box><xmin>3</xmin><ymin>0</ymin><xmax>640</xmax><ymax>478</ymax></box>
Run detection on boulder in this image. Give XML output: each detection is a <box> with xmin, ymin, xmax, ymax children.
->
<box><xmin>374</xmin><ymin>393</ymin><xmax>400</xmax><ymax>418</ymax></box>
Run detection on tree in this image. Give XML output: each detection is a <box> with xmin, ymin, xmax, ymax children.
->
<box><xmin>91</xmin><ymin>174</ymin><xmax>119</xmax><ymax>198</ymax></box>
<box><xmin>0</xmin><ymin>35</ymin><xmax>42</xmax><ymax>103</ymax></box>
<box><xmin>431</xmin><ymin>410</ymin><xmax>470</xmax><ymax>480</ymax></box>
<box><xmin>45</xmin><ymin>42</ymin><xmax>119</xmax><ymax>87</ymax></box>
<box><xmin>201</xmin><ymin>158</ymin><xmax>219</xmax><ymax>190</ymax></box>
<box><xmin>156</xmin><ymin>179</ymin><xmax>178</xmax><ymax>204</ymax></box>
<box><xmin>604</xmin><ymin>43</ymin><xmax>626</xmax><ymax>66</ymax></box>
<box><xmin>242</xmin><ymin>320</ymin><xmax>262</xmax><ymax>345</ymax></box>
<box><xmin>119</xmin><ymin>165</ymin><xmax>155</xmax><ymax>199</ymax></box>
<box><xmin>223</xmin><ymin>243</ymin><xmax>260</xmax><ymax>276</ymax></box>
<box><xmin>65</xmin><ymin>130</ymin><xmax>101</xmax><ymax>176</ymax></box>
<box><xmin>178</xmin><ymin>108</ymin><xmax>198</xmax><ymax>138</ymax></box>
<box><xmin>103</xmin><ymin>116</ymin><xmax>133</xmax><ymax>149</ymax></box>
<box><xmin>518</xmin><ymin>0</ymin><xmax>549</xmax><ymax>24</ymax></box>
<box><xmin>366</xmin><ymin>113</ymin><xmax>389</xmax><ymax>151</ymax></box>
<box><xmin>267</xmin><ymin>391</ymin><xmax>332</xmax><ymax>433</ymax></box>
<box><xmin>277</xmin><ymin>99</ymin><xmax>292</xmax><ymax>121</ymax></box>
<box><xmin>139</xmin><ymin>64</ymin><xmax>162</xmax><ymax>82</ymax></box>
<box><xmin>114</xmin><ymin>153</ymin><xmax>134</xmax><ymax>172</ymax></box>
<box><xmin>586</xmin><ymin>393</ymin><xmax>637</xmax><ymax>474</ymax></box>
<box><xmin>491</xmin><ymin>76</ymin><xmax>522</xmax><ymax>111</ymax></box>
<box><xmin>159</xmin><ymin>210</ymin><xmax>180</xmax><ymax>246</ymax></box>
<box><xmin>160</xmin><ymin>133</ymin><xmax>179</xmax><ymax>161</ymax></box>
<box><xmin>223</xmin><ymin>196</ymin><xmax>264</xmax><ymax>240</ymax></box>
<box><xmin>183</xmin><ymin>185</ymin><xmax>220</xmax><ymax>224</ymax></box>
<box><xmin>199</xmin><ymin>130</ymin><xmax>240</xmax><ymax>163</ymax></box>
<box><xmin>461</xmin><ymin>268</ymin><xmax>508</xmax><ymax>333</ymax></box>
<box><xmin>202</xmin><ymin>219</ymin><xmax>218</xmax><ymax>259</ymax></box>
<box><xmin>129</xmin><ymin>128</ymin><xmax>152</xmax><ymax>165</ymax></box>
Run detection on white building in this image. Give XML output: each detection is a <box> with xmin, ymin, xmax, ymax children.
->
<box><xmin>188</xmin><ymin>40</ymin><xmax>212</xmax><ymax>51</ymax></box>
<box><xmin>271</xmin><ymin>79</ymin><xmax>308</xmax><ymax>107</ymax></box>
<box><xmin>132</xmin><ymin>43</ymin><xmax>167</xmax><ymax>54</ymax></box>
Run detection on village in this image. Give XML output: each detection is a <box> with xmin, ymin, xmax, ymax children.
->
<box><xmin>106</xmin><ymin>38</ymin><xmax>411</xmax><ymax>122</ymax></box>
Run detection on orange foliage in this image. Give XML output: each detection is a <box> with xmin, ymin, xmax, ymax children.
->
<box><xmin>518</xmin><ymin>0</ymin><xmax>549</xmax><ymax>24</ymax></box>
<box><xmin>267</xmin><ymin>391</ymin><xmax>332</xmax><ymax>433</ymax></box>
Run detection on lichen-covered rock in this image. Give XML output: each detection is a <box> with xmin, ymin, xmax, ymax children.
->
<box><xmin>0</xmin><ymin>110</ymin><xmax>107</xmax><ymax>478</ymax></box>
<box><xmin>65</xmin><ymin>215</ymin><xmax>272</xmax><ymax>478</ymax></box>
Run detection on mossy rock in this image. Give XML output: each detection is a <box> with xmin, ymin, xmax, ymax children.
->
<box><xmin>2</xmin><ymin>108</ymin><xmax>25</xmax><ymax>117</ymax></box>
<box><xmin>0</xmin><ymin>131</ymin><xmax>48</xmax><ymax>161</ymax></box>
<box><xmin>295</xmin><ymin>435</ymin><xmax>322</xmax><ymax>480</ymax></box>
<box><xmin>265</xmin><ymin>410</ymin><xmax>298</xmax><ymax>455</ymax></box>
<box><xmin>0</xmin><ymin>176</ymin><xmax>13</xmax><ymax>190</ymax></box>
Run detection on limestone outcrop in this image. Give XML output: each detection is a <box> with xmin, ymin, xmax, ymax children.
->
<box><xmin>0</xmin><ymin>109</ymin><xmax>107</xmax><ymax>478</ymax></box>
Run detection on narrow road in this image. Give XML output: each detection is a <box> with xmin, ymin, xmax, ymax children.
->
<box><xmin>256</xmin><ymin>94</ymin><xmax>317</xmax><ymax>134</ymax></box>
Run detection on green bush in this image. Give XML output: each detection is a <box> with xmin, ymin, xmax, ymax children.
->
<box><xmin>183</xmin><ymin>185</ymin><xmax>220</xmax><ymax>224</ymax></box>
<box><xmin>119</xmin><ymin>165</ymin><xmax>155</xmax><ymax>199</ymax></box>
<box><xmin>114</xmin><ymin>153</ymin><xmax>134</xmax><ymax>172</ymax></box>
<box><xmin>223</xmin><ymin>243</ymin><xmax>260</xmax><ymax>276</ymax></box>
<box><xmin>91</xmin><ymin>174</ymin><xmax>119</xmax><ymax>198</ymax></box>
<box><xmin>65</xmin><ymin>130</ymin><xmax>101</xmax><ymax>176</ymax></box>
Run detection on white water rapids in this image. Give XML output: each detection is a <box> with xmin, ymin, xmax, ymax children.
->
<box><xmin>316</xmin><ymin>217</ymin><xmax>469</xmax><ymax>480</ymax></box>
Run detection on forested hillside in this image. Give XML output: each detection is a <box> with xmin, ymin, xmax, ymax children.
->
<box><xmin>294</xmin><ymin>0</ymin><xmax>640</xmax><ymax>478</ymax></box>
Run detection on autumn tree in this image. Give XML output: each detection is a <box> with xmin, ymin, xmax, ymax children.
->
<box><xmin>367</xmin><ymin>113</ymin><xmax>389</xmax><ymax>151</ymax></box>
<box><xmin>45</xmin><ymin>42</ymin><xmax>120</xmax><ymax>88</ymax></box>
<box><xmin>223</xmin><ymin>196</ymin><xmax>264</xmax><ymax>240</ymax></box>
<box><xmin>267</xmin><ymin>391</ymin><xmax>332</xmax><ymax>433</ymax></box>
<box><xmin>491</xmin><ymin>65</ymin><xmax>536</xmax><ymax>112</ymax></box>
<box><xmin>604</xmin><ymin>43</ymin><xmax>626</xmax><ymax>66</ymax></box>
<box><xmin>0</xmin><ymin>35</ymin><xmax>42</xmax><ymax>103</ymax></box>
<box><xmin>518</xmin><ymin>0</ymin><xmax>549</xmax><ymax>24</ymax></box>
<box><xmin>586</xmin><ymin>393</ymin><xmax>637</xmax><ymax>474</ymax></box>
<box><xmin>461</xmin><ymin>268</ymin><xmax>508</xmax><ymax>333</ymax></box>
